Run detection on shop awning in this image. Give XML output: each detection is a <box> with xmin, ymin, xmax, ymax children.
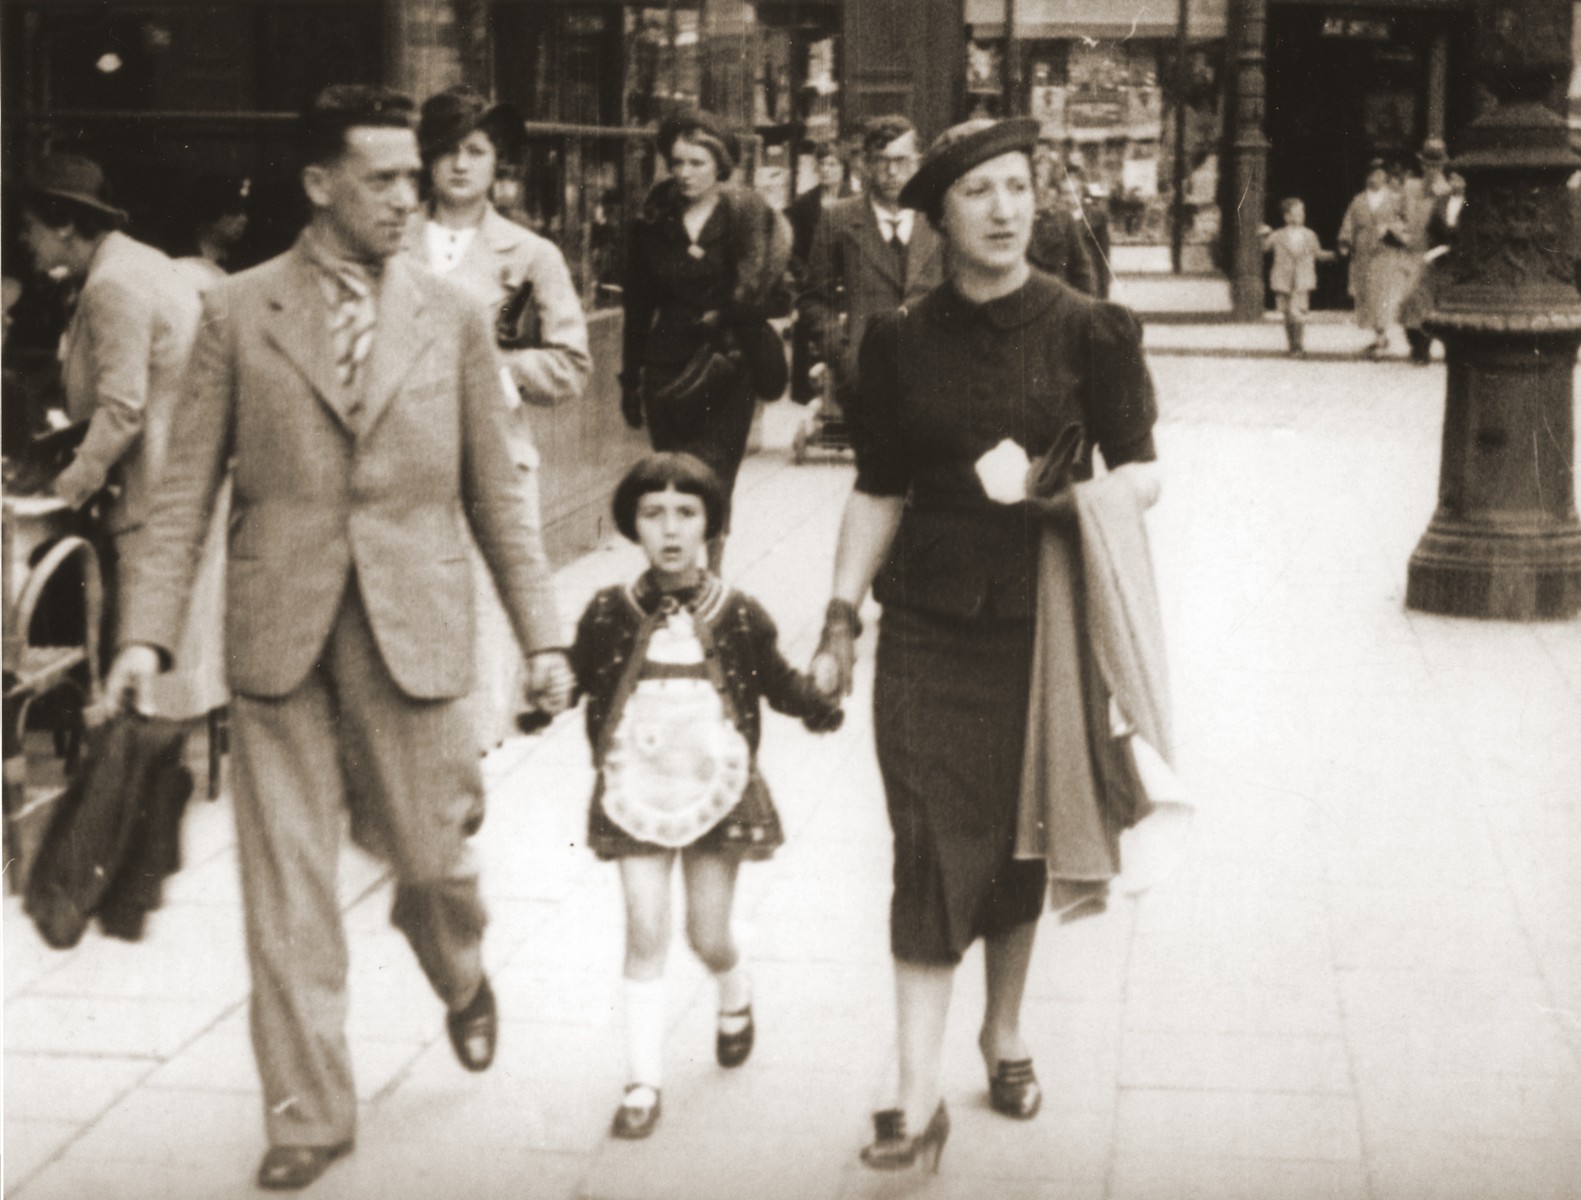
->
<box><xmin>966</xmin><ymin>0</ymin><xmax>1229</xmax><ymax>40</ymax></box>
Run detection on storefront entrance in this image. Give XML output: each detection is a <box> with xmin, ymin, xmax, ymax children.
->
<box><xmin>1265</xmin><ymin>3</ymin><xmax>1473</xmax><ymax>307</ymax></box>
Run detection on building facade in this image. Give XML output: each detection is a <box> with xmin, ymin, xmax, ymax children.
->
<box><xmin>0</xmin><ymin>0</ymin><xmax>845</xmax><ymax>557</ymax></box>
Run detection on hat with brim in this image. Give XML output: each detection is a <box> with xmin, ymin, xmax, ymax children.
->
<box><xmin>900</xmin><ymin>117</ymin><xmax>1041</xmax><ymax>218</ymax></box>
<box><xmin>18</xmin><ymin>155</ymin><xmax>129</xmax><ymax>228</ymax></box>
<box><xmin>418</xmin><ymin>86</ymin><xmax>527</xmax><ymax>166</ymax></box>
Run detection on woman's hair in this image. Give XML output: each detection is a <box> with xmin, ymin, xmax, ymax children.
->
<box><xmin>417</xmin><ymin>86</ymin><xmax>524</xmax><ymax>173</ymax></box>
<box><xmin>20</xmin><ymin>192</ymin><xmax>119</xmax><ymax>240</ymax></box>
<box><xmin>612</xmin><ymin>452</ymin><xmax>726</xmax><ymax>542</ymax></box>
<box><xmin>657</xmin><ymin>109</ymin><xmax>738</xmax><ymax>182</ymax></box>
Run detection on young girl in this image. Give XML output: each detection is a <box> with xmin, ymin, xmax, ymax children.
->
<box><xmin>567</xmin><ymin>452</ymin><xmax>843</xmax><ymax>1140</ymax></box>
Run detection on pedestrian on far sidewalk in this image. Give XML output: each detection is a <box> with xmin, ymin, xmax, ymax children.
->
<box><xmin>1261</xmin><ymin>196</ymin><xmax>1335</xmax><ymax>356</ymax></box>
<box><xmin>1337</xmin><ymin>159</ymin><xmax>1412</xmax><ymax>356</ymax></box>
<box><xmin>1027</xmin><ymin>141</ymin><xmax>1098</xmax><ymax>296</ymax></box>
<box><xmin>564</xmin><ymin>452</ymin><xmax>842</xmax><ymax>1142</ymax></box>
<box><xmin>1401</xmin><ymin>167</ymin><xmax>1465</xmax><ymax>365</ymax></box>
<box><xmin>100</xmin><ymin>84</ymin><xmax>574</xmax><ymax>1193</ymax></box>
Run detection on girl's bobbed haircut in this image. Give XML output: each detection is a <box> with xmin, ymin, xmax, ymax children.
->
<box><xmin>612</xmin><ymin>452</ymin><xmax>726</xmax><ymax>542</ymax></box>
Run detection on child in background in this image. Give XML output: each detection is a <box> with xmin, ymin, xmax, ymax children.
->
<box><xmin>566</xmin><ymin>452</ymin><xmax>843</xmax><ymax>1141</ymax></box>
<box><xmin>1262</xmin><ymin>197</ymin><xmax>1336</xmax><ymax>356</ymax></box>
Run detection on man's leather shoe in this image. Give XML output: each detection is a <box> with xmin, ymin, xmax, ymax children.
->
<box><xmin>256</xmin><ymin>1140</ymin><xmax>353</xmax><ymax>1190</ymax></box>
<box><xmin>447</xmin><ymin>975</ymin><xmax>497</xmax><ymax>1072</ymax></box>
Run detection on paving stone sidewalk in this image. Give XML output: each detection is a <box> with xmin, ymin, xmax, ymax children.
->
<box><xmin>6</xmin><ymin>345</ymin><xmax>1580</xmax><ymax>1200</ymax></box>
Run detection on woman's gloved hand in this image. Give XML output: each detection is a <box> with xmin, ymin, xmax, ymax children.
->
<box><xmin>1024</xmin><ymin>422</ymin><xmax>1087</xmax><ymax>529</ymax></box>
<box><xmin>801</xmin><ymin>704</ymin><xmax>845</xmax><ymax>734</ymax></box>
<box><xmin>811</xmin><ymin>598</ymin><xmax>862</xmax><ymax>698</ymax></box>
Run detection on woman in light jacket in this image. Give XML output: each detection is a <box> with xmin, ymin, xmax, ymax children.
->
<box><xmin>1337</xmin><ymin>160</ymin><xmax>1412</xmax><ymax>356</ymax></box>
<box><xmin>408</xmin><ymin>86</ymin><xmax>592</xmax><ymax>750</ymax></box>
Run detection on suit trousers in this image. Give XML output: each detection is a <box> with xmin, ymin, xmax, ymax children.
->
<box><xmin>230</xmin><ymin>581</ymin><xmax>488</xmax><ymax>1147</ymax></box>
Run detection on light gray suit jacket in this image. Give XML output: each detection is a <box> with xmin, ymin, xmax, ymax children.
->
<box><xmin>56</xmin><ymin>232</ymin><xmax>203</xmax><ymax>534</ymax></box>
<box><xmin>123</xmin><ymin>234</ymin><xmax>562</xmax><ymax>700</ymax></box>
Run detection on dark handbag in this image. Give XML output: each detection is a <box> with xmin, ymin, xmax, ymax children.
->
<box><xmin>24</xmin><ymin>714</ymin><xmax>189</xmax><ymax>949</ymax></box>
<box><xmin>649</xmin><ymin>344</ymin><xmax>743</xmax><ymax>431</ymax></box>
<box><xmin>495</xmin><ymin>277</ymin><xmax>540</xmax><ymax>350</ymax></box>
<box><xmin>738</xmin><ymin>317</ymin><xmax>789</xmax><ymax>401</ymax></box>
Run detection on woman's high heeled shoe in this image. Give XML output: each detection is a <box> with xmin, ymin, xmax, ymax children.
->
<box><xmin>986</xmin><ymin>1057</ymin><xmax>1042</xmax><ymax>1120</ymax></box>
<box><xmin>859</xmin><ymin>1101</ymin><xmax>949</xmax><ymax>1172</ymax></box>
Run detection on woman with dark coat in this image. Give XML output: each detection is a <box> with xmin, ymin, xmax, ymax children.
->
<box><xmin>810</xmin><ymin>118</ymin><xmax>1160</xmax><ymax>1172</ymax></box>
<box><xmin>620</xmin><ymin>108</ymin><xmax>791</xmax><ymax>573</ymax></box>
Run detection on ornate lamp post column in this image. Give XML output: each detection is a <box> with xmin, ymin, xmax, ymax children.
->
<box><xmin>1229</xmin><ymin>0</ymin><xmax>1269</xmax><ymax>321</ymax></box>
<box><xmin>1407</xmin><ymin>2</ymin><xmax>1581</xmax><ymax>619</ymax></box>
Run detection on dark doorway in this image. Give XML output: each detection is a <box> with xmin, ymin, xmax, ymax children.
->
<box><xmin>1265</xmin><ymin>5</ymin><xmax>1473</xmax><ymax>308</ymax></box>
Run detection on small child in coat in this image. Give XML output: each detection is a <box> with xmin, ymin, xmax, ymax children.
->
<box><xmin>1262</xmin><ymin>197</ymin><xmax>1336</xmax><ymax>355</ymax></box>
<box><xmin>566</xmin><ymin>452</ymin><xmax>843</xmax><ymax>1141</ymax></box>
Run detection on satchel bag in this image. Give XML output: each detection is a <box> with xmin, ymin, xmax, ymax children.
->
<box><xmin>25</xmin><ymin>714</ymin><xmax>189</xmax><ymax>949</ymax></box>
<box><xmin>495</xmin><ymin>277</ymin><xmax>541</xmax><ymax>350</ymax></box>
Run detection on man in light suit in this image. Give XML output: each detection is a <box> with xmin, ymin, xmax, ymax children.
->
<box><xmin>103</xmin><ymin>85</ymin><xmax>574</xmax><ymax>1192</ymax></box>
<box><xmin>16</xmin><ymin>156</ymin><xmax>203</xmax><ymax>656</ymax></box>
<box><xmin>800</xmin><ymin>115</ymin><xmax>943</xmax><ymax>421</ymax></box>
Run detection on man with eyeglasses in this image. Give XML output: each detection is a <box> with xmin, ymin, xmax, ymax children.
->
<box><xmin>802</xmin><ymin>115</ymin><xmax>943</xmax><ymax>424</ymax></box>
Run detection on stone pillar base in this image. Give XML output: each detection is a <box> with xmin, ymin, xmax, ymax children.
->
<box><xmin>1407</xmin><ymin>522</ymin><xmax>1581</xmax><ymax>619</ymax></box>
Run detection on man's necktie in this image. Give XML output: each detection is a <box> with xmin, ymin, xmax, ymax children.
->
<box><xmin>888</xmin><ymin>222</ymin><xmax>908</xmax><ymax>278</ymax></box>
<box><xmin>328</xmin><ymin>265</ymin><xmax>376</xmax><ymax>390</ymax></box>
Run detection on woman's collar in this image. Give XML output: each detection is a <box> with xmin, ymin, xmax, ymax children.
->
<box><xmin>937</xmin><ymin>270</ymin><xmax>1061</xmax><ymax>330</ymax></box>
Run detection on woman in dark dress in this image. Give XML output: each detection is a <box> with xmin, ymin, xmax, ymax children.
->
<box><xmin>811</xmin><ymin>118</ymin><xmax>1159</xmax><ymax>1171</ymax></box>
<box><xmin>621</xmin><ymin>108</ymin><xmax>789</xmax><ymax>573</ymax></box>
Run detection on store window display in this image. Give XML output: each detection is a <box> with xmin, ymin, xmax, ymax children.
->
<box><xmin>985</xmin><ymin>35</ymin><xmax>1225</xmax><ymax>269</ymax></box>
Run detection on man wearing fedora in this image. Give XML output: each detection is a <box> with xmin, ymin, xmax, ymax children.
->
<box><xmin>15</xmin><ymin>154</ymin><xmax>204</xmax><ymax>644</ymax></box>
<box><xmin>102</xmin><ymin>84</ymin><xmax>574</xmax><ymax>1191</ymax></box>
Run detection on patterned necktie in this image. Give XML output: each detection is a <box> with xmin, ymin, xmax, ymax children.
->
<box><xmin>327</xmin><ymin>263</ymin><xmax>376</xmax><ymax>390</ymax></box>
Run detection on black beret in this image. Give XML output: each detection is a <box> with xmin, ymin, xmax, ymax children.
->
<box><xmin>418</xmin><ymin>86</ymin><xmax>526</xmax><ymax>166</ymax></box>
<box><xmin>900</xmin><ymin>117</ymin><xmax>1041</xmax><ymax>218</ymax></box>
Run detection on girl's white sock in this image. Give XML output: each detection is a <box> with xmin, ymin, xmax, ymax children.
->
<box><xmin>624</xmin><ymin>977</ymin><xmax>666</xmax><ymax>1088</ymax></box>
<box><xmin>715</xmin><ymin>964</ymin><xmax>752</xmax><ymax>1029</ymax></box>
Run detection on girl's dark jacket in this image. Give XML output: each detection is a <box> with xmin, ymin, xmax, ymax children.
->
<box><xmin>566</xmin><ymin>572</ymin><xmax>842</xmax><ymax>761</ymax></box>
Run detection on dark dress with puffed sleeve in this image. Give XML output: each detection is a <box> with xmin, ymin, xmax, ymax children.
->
<box><xmin>852</xmin><ymin>269</ymin><xmax>1157</xmax><ymax>964</ymax></box>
